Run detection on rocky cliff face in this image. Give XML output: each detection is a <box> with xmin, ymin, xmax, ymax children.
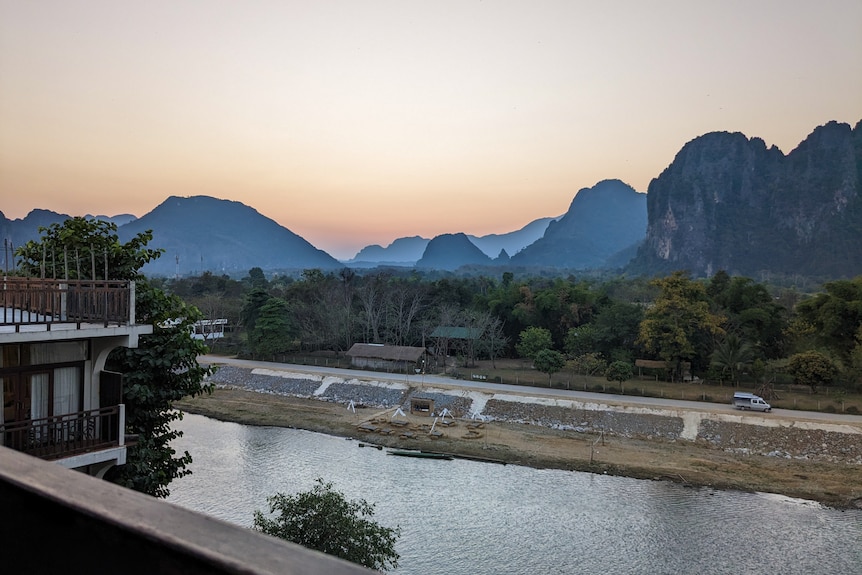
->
<box><xmin>631</xmin><ymin>120</ymin><xmax>862</xmax><ymax>278</ymax></box>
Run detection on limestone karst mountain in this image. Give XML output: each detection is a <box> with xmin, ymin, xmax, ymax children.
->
<box><xmin>629</xmin><ymin>120</ymin><xmax>862</xmax><ymax>278</ymax></box>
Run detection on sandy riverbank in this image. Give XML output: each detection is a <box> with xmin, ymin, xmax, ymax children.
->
<box><xmin>175</xmin><ymin>385</ymin><xmax>862</xmax><ymax>509</ymax></box>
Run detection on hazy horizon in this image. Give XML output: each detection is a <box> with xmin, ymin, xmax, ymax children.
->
<box><xmin>2</xmin><ymin>1</ymin><xmax>860</xmax><ymax>259</ymax></box>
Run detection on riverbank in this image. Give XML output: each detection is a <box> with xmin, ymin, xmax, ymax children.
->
<box><xmin>175</xmin><ymin>373</ymin><xmax>862</xmax><ymax>509</ymax></box>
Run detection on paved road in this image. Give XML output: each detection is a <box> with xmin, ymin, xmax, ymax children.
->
<box><xmin>199</xmin><ymin>355</ymin><xmax>862</xmax><ymax>427</ymax></box>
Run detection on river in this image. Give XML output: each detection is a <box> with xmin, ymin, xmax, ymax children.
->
<box><xmin>167</xmin><ymin>414</ymin><xmax>862</xmax><ymax>574</ymax></box>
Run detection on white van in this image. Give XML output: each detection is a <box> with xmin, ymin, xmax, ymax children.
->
<box><xmin>732</xmin><ymin>392</ymin><xmax>772</xmax><ymax>412</ymax></box>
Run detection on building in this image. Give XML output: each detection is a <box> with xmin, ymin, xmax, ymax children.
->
<box><xmin>0</xmin><ymin>277</ymin><xmax>369</xmax><ymax>573</ymax></box>
<box><xmin>1</xmin><ymin>277</ymin><xmax>152</xmax><ymax>478</ymax></box>
<box><xmin>345</xmin><ymin>343</ymin><xmax>426</xmax><ymax>372</ymax></box>
<box><xmin>429</xmin><ymin>325</ymin><xmax>483</xmax><ymax>366</ymax></box>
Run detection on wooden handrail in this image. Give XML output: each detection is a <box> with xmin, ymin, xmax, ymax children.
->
<box><xmin>1</xmin><ymin>278</ymin><xmax>132</xmax><ymax>327</ymax></box>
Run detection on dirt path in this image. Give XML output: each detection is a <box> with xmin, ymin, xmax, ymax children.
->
<box><xmin>175</xmin><ymin>387</ymin><xmax>862</xmax><ymax>509</ymax></box>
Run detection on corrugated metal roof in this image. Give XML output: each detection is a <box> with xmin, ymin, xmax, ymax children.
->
<box><xmin>346</xmin><ymin>343</ymin><xmax>426</xmax><ymax>361</ymax></box>
<box><xmin>430</xmin><ymin>326</ymin><xmax>481</xmax><ymax>339</ymax></box>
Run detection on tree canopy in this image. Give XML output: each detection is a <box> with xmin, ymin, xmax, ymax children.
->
<box><xmin>16</xmin><ymin>217</ymin><xmax>162</xmax><ymax>280</ymax></box>
<box><xmin>637</xmin><ymin>272</ymin><xmax>725</xmax><ymax>379</ymax></box>
<box><xmin>606</xmin><ymin>361</ymin><xmax>634</xmax><ymax>386</ymax></box>
<box><xmin>254</xmin><ymin>479</ymin><xmax>401</xmax><ymax>572</ymax></box>
<box><xmin>534</xmin><ymin>349</ymin><xmax>565</xmax><ymax>386</ymax></box>
<box><xmin>795</xmin><ymin>278</ymin><xmax>862</xmax><ymax>366</ymax></box>
<box><xmin>117</xmin><ymin>263</ymin><xmax>862</xmax><ymax>393</ymax></box>
<box><xmin>105</xmin><ymin>284</ymin><xmax>214</xmax><ymax>496</ymax></box>
<box><xmin>786</xmin><ymin>350</ymin><xmax>837</xmax><ymax>393</ymax></box>
<box><xmin>516</xmin><ymin>326</ymin><xmax>554</xmax><ymax>361</ymax></box>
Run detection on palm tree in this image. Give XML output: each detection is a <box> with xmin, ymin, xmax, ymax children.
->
<box><xmin>711</xmin><ymin>333</ymin><xmax>755</xmax><ymax>386</ymax></box>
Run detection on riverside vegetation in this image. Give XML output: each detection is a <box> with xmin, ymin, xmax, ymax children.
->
<box><xmin>167</xmin><ymin>266</ymin><xmax>862</xmax><ymax>507</ymax></box>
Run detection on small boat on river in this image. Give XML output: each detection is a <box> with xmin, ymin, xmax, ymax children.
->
<box><xmin>387</xmin><ymin>449</ymin><xmax>454</xmax><ymax>460</ymax></box>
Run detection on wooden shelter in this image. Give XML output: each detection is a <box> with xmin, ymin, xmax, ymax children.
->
<box><xmin>409</xmin><ymin>397</ymin><xmax>435</xmax><ymax>416</ymax></box>
<box><xmin>345</xmin><ymin>343</ymin><xmax>426</xmax><ymax>372</ymax></box>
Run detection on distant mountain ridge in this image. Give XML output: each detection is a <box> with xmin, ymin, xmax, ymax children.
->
<box><xmin>4</xmin><ymin>118</ymin><xmax>859</xmax><ymax>279</ymax></box>
<box><xmin>415</xmin><ymin>233</ymin><xmax>493</xmax><ymax>270</ymax></box>
<box><xmin>117</xmin><ymin>196</ymin><xmax>341</xmax><ymax>276</ymax></box>
<box><xmin>345</xmin><ymin>216</ymin><xmax>557</xmax><ymax>266</ymax></box>
<box><xmin>347</xmin><ymin>236</ymin><xmax>430</xmax><ymax>266</ymax></box>
<box><xmin>511</xmin><ymin>180</ymin><xmax>647</xmax><ymax>269</ymax></box>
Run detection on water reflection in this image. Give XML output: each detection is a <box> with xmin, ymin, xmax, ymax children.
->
<box><xmin>168</xmin><ymin>414</ymin><xmax>862</xmax><ymax>575</ymax></box>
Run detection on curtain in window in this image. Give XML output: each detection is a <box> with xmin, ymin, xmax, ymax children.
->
<box><xmin>30</xmin><ymin>374</ymin><xmax>49</xmax><ymax>420</ymax></box>
<box><xmin>30</xmin><ymin>373</ymin><xmax>49</xmax><ymax>441</ymax></box>
<box><xmin>53</xmin><ymin>367</ymin><xmax>80</xmax><ymax>417</ymax></box>
<box><xmin>27</xmin><ymin>342</ymin><xmax>86</xmax><ymax>365</ymax></box>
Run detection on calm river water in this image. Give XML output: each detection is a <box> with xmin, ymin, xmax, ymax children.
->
<box><xmin>167</xmin><ymin>414</ymin><xmax>862</xmax><ymax>575</ymax></box>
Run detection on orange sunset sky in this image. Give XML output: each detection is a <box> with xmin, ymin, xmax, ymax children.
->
<box><xmin>1</xmin><ymin>1</ymin><xmax>860</xmax><ymax>259</ymax></box>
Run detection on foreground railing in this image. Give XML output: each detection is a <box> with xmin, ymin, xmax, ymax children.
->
<box><xmin>0</xmin><ymin>277</ymin><xmax>132</xmax><ymax>328</ymax></box>
<box><xmin>1</xmin><ymin>405</ymin><xmax>123</xmax><ymax>459</ymax></box>
<box><xmin>0</xmin><ymin>446</ymin><xmax>372</xmax><ymax>574</ymax></box>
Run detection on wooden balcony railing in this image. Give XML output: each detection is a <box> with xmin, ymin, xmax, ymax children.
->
<box><xmin>1</xmin><ymin>405</ymin><xmax>123</xmax><ymax>460</ymax></box>
<box><xmin>0</xmin><ymin>278</ymin><xmax>134</xmax><ymax>329</ymax></box>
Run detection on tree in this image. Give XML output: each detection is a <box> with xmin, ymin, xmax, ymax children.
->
<box><xmin>786</xmin><ymin>351</ymin><xmax>837</xmax><ymax>393</ymax></box>
<box><xmin>516</xmin><ymin>327</ymin><xmax>554</xmax><ymax>361</ymax></box>
<box><xmin>794</xmin><ymin>277</ymin><xmax>862</xmax><ymax>366</ymax></box>
<box><xmin>105</xmin><ymin>284</ymin><xmax>214</xmax><ymax>497</ymax></box>
<box><xmin>710</xmin><ymin>333</ymin><xmax>755</xmax><ymax>386</ymax></box>
<box><xmin>476</xmin><ymin>314</ymin><xmax>509</xmax><ymax>368</ymax></box>
<box><xmin>386</xmin><ymin>279</ymin><xmax>425</xmax><ymax>347</ymax></box>
<box><xmin>240</xmin><ymin>285</ymin><xmax>271</xmax><ymax>335</ymax></box>
<box><xmin>242</xmin><ymin>266</ymin><xmax>269</xmax><ymax>289</ymax></box>
<box><xmin>534</xmin><ymin>349</ymin><xmax>565</xmax><ymax>386</ymax></box>
<box><xmin>568</xmin><ymin>352</ymin><xmax>607</xmax><ymax>382</ymax></box>
<box><xmin>357</xmin><ymin>272</ymin><xmax>388</xmax><ymax>343</ymax></box>
<box><xmin>637</xmin><ymin>272</ymin><xmax>724</xmax><ymax>380</ymax></box>
<box><xmin>16</xmin><ymin>217</ymin><xmax>162</xmax><ymax>280</ymax></box>
<box><xmin>249</xmin><ymin>297</ymin><xmax>299</xmax><ymax>358</ymax></box>
<box><xmin>606</xmin><ymin>361</ymin><xmax>633</xmax><ymax>392</ymax></box>
<box><xmin>591</xmin><ymin>301</ymin><xmax>644</xmax><ymax>362</ymax></box>
<box><xmin>254</xmin><ymin>479</ymin><xmax>401</xmax><ymax>572</ymax></box>
<box><xmin>707</xmin><ymin>274</ymin><xmax>788</xmax><ymax>360</ymax></box>
<box><xmin>564</xmin><ymin>325</ymin><xmax>598</xmax><ymax>359</ymax></box>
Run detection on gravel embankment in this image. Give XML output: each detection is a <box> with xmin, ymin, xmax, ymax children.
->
<box><xmin>206</xmin><ymin>366</ymin><xmax>862</xmax><ymax>464</ymax></box>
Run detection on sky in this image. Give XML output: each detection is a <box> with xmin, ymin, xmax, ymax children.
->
<box><xmin>1</xmin><ymin>1</ymin><xmax>860</xmax><ymax>260</ymax></box>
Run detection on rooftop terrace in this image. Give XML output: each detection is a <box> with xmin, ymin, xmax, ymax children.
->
<box><xmin>1</xmin><ymin>277</ymin><xmax>140</xmax><ymax>334</ymax></box>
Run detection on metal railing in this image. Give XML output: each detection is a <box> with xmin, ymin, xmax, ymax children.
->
<box><xmin>1</xmin><ymin>405</ymin><xmax>123</xmax><ymax>460</ymax></box>
<box><xmin>0</xmin><ymin>278</ymin><xmax>132</xmax><ymax>328</ymax></box>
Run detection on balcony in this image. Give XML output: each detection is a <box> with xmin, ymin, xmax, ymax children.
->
<box><xmin>1</xmin><ymin>405</ymin><xmax>123</xmax><ymax>460</ymax></box>
<box><xmin>0</xmin><ymin>277</ymin><xmax>135</xmax><ymax>332</ymax></box>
